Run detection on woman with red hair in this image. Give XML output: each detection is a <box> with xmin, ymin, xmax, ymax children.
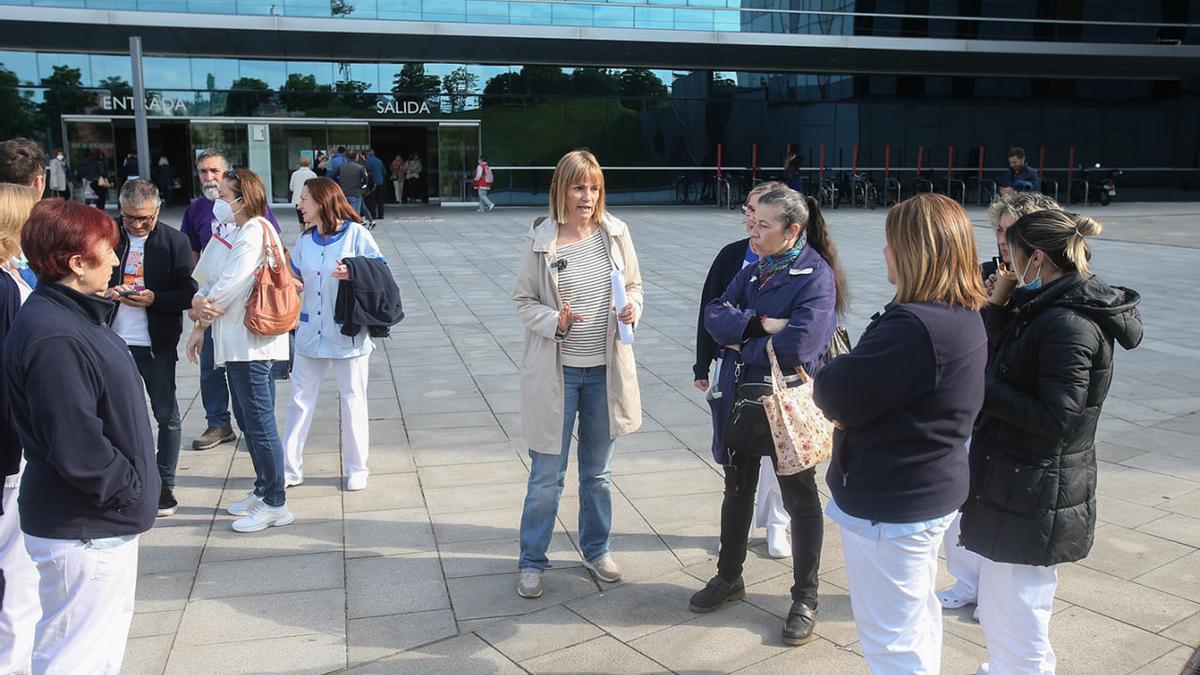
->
<box><xmin>282</xmin><ymin>177</ymin><xmax>385</xmax><ymax>491</ymax></box>
<box><xmin>4</xmin><ymin>199</ymin><xmax>158</xmax><ymax>674</ymax></box>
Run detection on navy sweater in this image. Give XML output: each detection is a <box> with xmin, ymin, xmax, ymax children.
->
<box><xmin>815</xmin><ymin>302</ymin><xmax>986</xmax><ymax>523</ymax></box>
<box><xmin>5</xmin><ymin>283</ymin><xmax>159</xmax><ymax>539</ymax></box>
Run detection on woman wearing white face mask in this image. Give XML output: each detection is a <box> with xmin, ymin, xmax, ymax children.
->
<box><xmin>185</xmin><ymin>169</ymin><xmax>292</xmax><ymax>534</ymax></box>
<box><xmin>962</xmin><ymin>210</ymin><xmax>1142</xmax><ymax>675</ymax></box>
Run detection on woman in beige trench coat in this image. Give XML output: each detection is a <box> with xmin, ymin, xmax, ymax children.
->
<box><xmin>512</xmin><ymin>150</ymin><xmax>643</xmax><ymax>599</ymax></box>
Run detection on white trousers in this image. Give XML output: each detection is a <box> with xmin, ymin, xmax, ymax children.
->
<box><xmin>977</xmin><ymin>559</ymin><xmax>1058</xmax><ymax>675</ymax></box>
<box><xmin>23</xmin><ymin>534</ymin><xmax>139</xmax><ymax>675</ymax></box>
<box><xmin>0</xmin><ymin>483</ymin><xmax>39</xmax><ymax>674</ymax></box>
<box><xmin>753</xmin><ymin>460</ymin><xmax>789</xmax><ymax>531</ymax></box>
<box><xmin>283</xmin><ymin>353</ymin><xmax>371</xmax><ymax>482</ymax></box>
<box><xmin>841</xmin><ymin>519</ymin><xmax>951</xmax><ymax>675</ymax></box>
<box><xmin>943</xmin><ymin>511</ymin><xmax>983</xmax><ymax>601</ymax></box>
<box><xmin>477</xmin><ymin>188</ymin><xmax>494</xmax><ymax>210</ymax></box>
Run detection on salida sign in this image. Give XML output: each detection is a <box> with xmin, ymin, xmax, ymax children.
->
<box><xmin>376</xmin><ymin>100</ymin><xmax>431</xmax><ymax>115</ymax></box>
<box><xmin>102</xmin><ymin>95</ymin><xmax>188</xmax><ymax>113</ymax></box>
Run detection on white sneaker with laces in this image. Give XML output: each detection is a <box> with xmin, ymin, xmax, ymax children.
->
<box><xmin>517</xmin><ymin>569</ymin><xmax>543</xmax><ymax>598</ymax></box>
<box><xmin>226</xmin><ymin>491</ymin><xmax>263</xmax><ymax>516</ymax></box>
<box><xmin>231</xmin><ymin>502</ymin><xmax>295</xmax><ymax>533</ymax></box>
<box><xmin>582</xmin><ymin>554</ymin><xmax>623</xmax><ymax>583</ymax></box>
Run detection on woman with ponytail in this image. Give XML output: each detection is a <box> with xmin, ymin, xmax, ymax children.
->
<box><xmin>692</xmin><ymin>187</ymin><xmax>844</xmax><ymax>646</ymax></box>
<box><xmin>961</xmin><ymin>210</ymin><xmax>1142</xmax><ymax>674</ymax></box>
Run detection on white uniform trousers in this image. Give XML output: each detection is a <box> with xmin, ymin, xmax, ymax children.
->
<box><xmin>0</xmin><ymin>481</ymin><xmax>39</xmax><ymax>674</ymax></box>
<box><xmin>977</xmin><ymin>559</ymin><xmax>1058</xmax><ymax>675</ymax></box>
<box><xmin>283</xmin><ymin>352</ymin><xmax>371</xmax><ymax>483</ymax></box>
<box><xmin>943</xmin><ymin>511</ymin><xmax>983</xmax><ymax>601</ymax></box>
<box><xmin>23</xmin><ymin>534</ymin><xmax>139</xmax><ymax>675</ymax></box>
<box><xmin>753</xmin><ymin>460</ymin><xmax>789</xmax><ymax>531</ymax></box>
<box><xmin>841</xmin><ymin>518</ymin><xmax>951</xmax><ymax>675</ymax></box>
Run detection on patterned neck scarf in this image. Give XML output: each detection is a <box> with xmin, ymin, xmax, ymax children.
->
<box><xmin>756</xmin><ymin>231</ymin><xmax>807</xmax><ymax>285</ymax></box>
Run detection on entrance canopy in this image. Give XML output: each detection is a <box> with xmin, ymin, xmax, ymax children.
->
<box><xmin>1</xmin><ymin>7</ymin><xmax>1198</xmax><ymax>80</ymax></box>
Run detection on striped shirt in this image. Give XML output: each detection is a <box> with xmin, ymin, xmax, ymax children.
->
<box><xmin>558</xmin><ymin>229</ymin><xmax>612</xmax><ymax>368</ymax></box>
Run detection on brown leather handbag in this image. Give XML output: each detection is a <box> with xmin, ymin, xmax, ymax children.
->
<box><xmin>244</xmin><ymin>220</ymin><xmax>300</xmax><ymax>336</ymax></box>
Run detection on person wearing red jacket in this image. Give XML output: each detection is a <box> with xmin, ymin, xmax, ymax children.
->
<box><xmin>474</xmin><ymin>156</ymin><xmax>495</xmax><ymax>213</ymax></box>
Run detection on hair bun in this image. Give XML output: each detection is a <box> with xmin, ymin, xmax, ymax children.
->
<box><xmin>1073</xmin><ymin>214</ymin><xmax>1102</xmax><ymax>237</ymax></box>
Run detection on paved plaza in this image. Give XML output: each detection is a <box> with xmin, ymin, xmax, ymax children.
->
<box><xmin>120</xmin><ymin>201</ymin><xmax>1200</xmax><ymax>674</ymax></box>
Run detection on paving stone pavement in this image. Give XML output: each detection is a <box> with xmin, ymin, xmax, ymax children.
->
<box><xmin>120</xmin><ymin>202</ymin><xmax>1200</xmax><ymax>674</ymax></box>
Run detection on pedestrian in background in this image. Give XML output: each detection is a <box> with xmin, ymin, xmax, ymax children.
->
<box><xmin>513</xmin><ymin>149</ymin><xmax>643</xmax><ymax>599</ymax></box>
<box><xmin>404</xmin><ymin>153</ymin><xmax>423</xmax><ymax>203</ymax></box>
<box><xmin>814</xmin><ymin>193</ymin><xmax>988</xmax><ymax>674</ymax></box>
<box><xmin>475</xmin><ymin>155</ymin><xmax>495</xmax><ymax>212</ymax></box>
<box><xmin>962</xmin><ymin>210</ymin><xmax>1141</xmax><ymax>674</ymax></box>
<box><xmin>186</xmin><ymin>168</ymin><xmax>292</xmax><ymax>534</ymax></box>
<box><xmin>335</xmin><ymin>151</ymin><xmax>370</xmax><ymax>219</ymax></box>
<box><xmin>289</xmin><ymin>156</ymin><xmax>317</xmax><ymax>225</ymax></box>
<box><xmin>155</xmin><ymin>156</ymin><xmax>175</xmax><ymax>205</ymax></box>
<box><xmin>692</xmin><ymin>186</ymin><xmax>843</xmax><ymax>647</ymax></box>
<box><xmin>0</xmin><ymin>137</ymin><xmax>47</xmax><ymax>195</ymax></box>
<box><xmin>0</xmin><ymin>183</ymin><xmax>42</xmax><ymax>675</ymax></box>
<box><xmin>283</xmin><ymin>177</ymin><xmax>385</xmax><ymax>492</ymax></box>
<box><xmin>7</xmin><ymin>199</ymin><xmax>158</xmax><ymax>674</ymax></box>
<box><xmin>49</xmin><ymin>148</ymin><xmax>70</xmax><ymax>199</ymax></box>
<box><xmin>390</xmin><ymin>154</ymin><xmax>405</xmax><ymax>204</ymax></box>
<box><xmin>365</xmin><ymin>149</ymin><xmax>386</xmax><ymax>221</ymax></box>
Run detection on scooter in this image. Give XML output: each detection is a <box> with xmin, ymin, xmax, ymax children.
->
<box><xmin>1069</xmin><ymin>163</ymin><xmax>1121</xmax><ymax>206</ymax></box>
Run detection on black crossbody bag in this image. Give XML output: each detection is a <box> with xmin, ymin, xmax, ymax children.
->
<box><xmin>722</xmin><ymin>353</ymin><xmax>776</xmax><ymax>457</ymax></box>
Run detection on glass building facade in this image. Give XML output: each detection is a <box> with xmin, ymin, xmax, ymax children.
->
<box><xmin>0</xmin><ymin>1</ymin><xmax>1196</xmax><ymax>204</ymax></box>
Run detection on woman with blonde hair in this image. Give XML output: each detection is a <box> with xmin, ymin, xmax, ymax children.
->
<box><xmin>513</xmin><ymin>149</ymin><xmax>643</xmax><ymax>599</ymax></box>
<box><xmin>814</xmin><ymin>193</ymin><xmax>989</xmax><ymax>673</ymax></box>
<box><xmin>282</xmin><ymin>177</ymin><xmax>385</xmax><ymax>492</ymax></box>
<box><xmin>185</xmin><ymin>169</ymin><xmax>293</xmax><ymax>533</ymax></box>
<box><xmin>962</xmin><ymin>210</ymin><xmax>1141</xmax><ymax>674</ymax></box>
<box><xmin>0</xmin><ymin>183</ymin><xmax>42</xmax><ymax>674</ymax></box>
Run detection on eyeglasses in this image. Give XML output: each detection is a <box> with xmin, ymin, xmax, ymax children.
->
<box><xmin>120</xmin><ymin>212</ymin><xmax>157</xmax><ymax>226</ymax></box>
<box><xmin>740</xmin><ymin>203</ymin><xmax>755</xmax><ymax>216</ymax></box>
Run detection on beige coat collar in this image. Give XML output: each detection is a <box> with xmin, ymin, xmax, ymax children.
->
<box><xmin>529</xmin><ymin>214</ymin><xmax>628</xmax><ymax>253</ymax></box>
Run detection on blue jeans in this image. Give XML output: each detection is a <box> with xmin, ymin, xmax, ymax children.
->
<box><xmin>518</xmin><ymin>366</ymin><xmax>614</xmax><ymax>571</ymax></box>
<box><xmin>199</xmin><ymin>328</ymin><xmax>231</xmax><ymax>428</ymax></box>
<box><xmin>225</xmin><ymin>360</ymin><xmax>286</xmax><ymax>507</ymax></box>
<box><xmin>129</xmin><ymin>346</ymin><xmax>181</xmax><ymax>490</ymax></box>
<box><xmin>346</xmin><ymin>195</ymin><xmax>364</xmax><ymax>215</ymax></box>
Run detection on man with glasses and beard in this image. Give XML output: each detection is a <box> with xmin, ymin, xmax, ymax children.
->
<box><xmin>179</xmin><ymin>149</ymin><xmax>281</xmax><ymax>452</ymax></box>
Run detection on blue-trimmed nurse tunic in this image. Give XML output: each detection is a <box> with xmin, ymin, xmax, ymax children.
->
<box><xmin>290</xmin><ymin>220</ymin><xmax>385</xmax><ymax>359</ymax></box>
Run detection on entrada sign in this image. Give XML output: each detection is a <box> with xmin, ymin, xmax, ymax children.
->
<box><xmin>376</xmin><ymin>100</ymin><xmax>431</xmax><ymax>115</ymax></box>
<box><xmin>101</xmin><ymin>95</ymin><xmax>188</xmax><ymax>113</ymax></box>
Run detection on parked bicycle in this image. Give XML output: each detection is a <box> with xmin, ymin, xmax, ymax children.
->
<box><xmin>851</xmin><ymin>172</ymin><xmax>880</xmax><ymax>210</ymax></box>
<box><xmin>818</xmin><ymin>176</ymin><xmax>840</xmax><ymax>209</ymax></box>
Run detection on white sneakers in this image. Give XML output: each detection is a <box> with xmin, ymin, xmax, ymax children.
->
<box><xmin>582</xmin><ymin>554</ymin><xmax>623</xmax><ymax>583</ymax></box>
<box><xmin>226</xmin><ymin>491</ymin><xmax>263</xmax><ymax>516</ymax></box>
<box><xmin>232</xmin><ymin>502</ymin><xmax>295</xmax><ymax>533</ymax></box>
<box><xmin>346</xmin><ymin>473</ymin><xmax>368</xmax><ymax>491</ymax></box>
<box><xmin>936</xmin><ymin>584</ymin><xmax>977</xmax><ymax>610</ymax></box>
<box><xmin>285</xmin><ymin>475</ymin><xmax>304</xmax><ymax>488</ymax></box>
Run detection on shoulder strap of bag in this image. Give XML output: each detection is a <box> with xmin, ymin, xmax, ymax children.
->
<box><xmin>533</xmin><ymin>216</ymin><xmax>547</xmax><ymax>228</ymax></box>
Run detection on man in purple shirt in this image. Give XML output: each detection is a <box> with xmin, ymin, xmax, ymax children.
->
<box><xmin>182</xmin><ymin>149</ymin><xmax>281</xmax><ymax>451</ymax></box>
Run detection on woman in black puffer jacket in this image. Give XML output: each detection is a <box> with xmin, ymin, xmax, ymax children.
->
<box><xmin>961</xmin><ymin>209</ymin><xmax>1142</xmax><ymax>675</ymax></box>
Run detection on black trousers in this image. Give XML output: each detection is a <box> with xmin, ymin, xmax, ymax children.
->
<box><xmin>717</xmin><ymin>451</ymin><xmax>823</xmax><ymax>608</ymax></box>
<box><xmin>367</xmin><ymin>187</ymin><xmax>385</xmax><ymax>219</ymax></box>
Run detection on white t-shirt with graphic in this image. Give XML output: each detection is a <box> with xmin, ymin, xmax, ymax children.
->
<box><xmin>112</xmin><ymin>234</ymin><xmax>151</xmax><ymax>347</ymax></box>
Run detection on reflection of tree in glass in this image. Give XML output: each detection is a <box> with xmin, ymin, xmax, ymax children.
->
<box><xmin>619</xmin><ymin>68</ymin><xmax>668</xmax><ymax>111</ymax></box>
<box><xmin>442</xmin><ymin>66</ymin><xmax>478</xmax><ymax>113</ymax></box>
<box><xmin>482</xmin><ymin>66</ymin><xmax>569</xmax><ymax>107</ymax></box>
<box><xmin>223</xmin><ymin>77</ymin><xmax>272</xmax><ymax>116</ymax></box>
<box><xmin>279</xmin><ymin>73</ymin><xmax>334</xmax><ymax>112</ymax></box>
<box><xmin>330</xmin><ymin>0</ymin><xmax>353</xmax><ymax>17</ymax></box>
<box><xmin>40</xmin><ymin>65</ymin><xmax>97</xmax><ymax>148</ymax></box>
<box><xmin>0</xmin><ymin>64</ymin><xmax>39</xmax><ymax>141</ymax></box>
<box><xmin>334</xmin><ymin>79</ymin><xmax>372</xmax><ymax>110</ymax></box>
<box><xmin>570</xmin><ymin>68</ymin><xmax>621</xmax><ymax>97</ymax></box>
<box><xmin>99</xmin><ymin>75</ymin><xmax>132</xmax><ymax>98</ymax></box>
<box><xmin>391</xmin><ymin>64</ymin><xmax>440</xmax><ymax>109</ymax></box>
